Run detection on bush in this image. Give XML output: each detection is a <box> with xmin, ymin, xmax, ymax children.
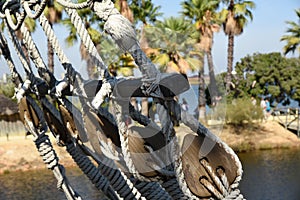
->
<box><xmin>0</xmin><ymin>81</ymin><xmax>15</xmax><ymax>98</ymax></box>
<box><xmin>225</xmin><ymin>98</ymin><xmax>263</xmax><ymax>126</ymax></box>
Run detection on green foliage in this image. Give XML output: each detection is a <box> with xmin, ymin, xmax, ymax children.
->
<box><xmin>129</xmin><ymin>0</ymin><xmax>162</xmax><ymax>25</ymax></box>
<box><xmin>228</xmin><ymin>52</ymin><xmax>300</xmax><ymax>104</ymax></box>
<box><xmin>100</xmin><ymin>37</ymin><xmax>136</xmax><ymax>77</ymax></box>
<box><xmin>224</xmin><ymin>98</ymin><xmax>263</xmax><ymax>126</ymax></box>
<box><xmin>281</xmin><ymin>9</ymin><xmax>300</xmax><ymax>56</ymax></box>
<box><xmin>0</xmin><ymin>80</ymin><xmax>15</xmax><ymax>98</ymax></box>
<box><xmin>144</xmin><ymin>17</ymin><xmax>202</xmax><ymax>73</ymax></box>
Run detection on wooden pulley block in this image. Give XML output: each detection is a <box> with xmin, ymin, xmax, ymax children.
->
<box><xmin>181</xmin><ymin>134</ymin><xmax>240</xmax><ymax>198</ymax></box>
<box><xmin>18</xmin><ymin>96</ymin><xmax>42</xmax><ymax>131</ymax></box>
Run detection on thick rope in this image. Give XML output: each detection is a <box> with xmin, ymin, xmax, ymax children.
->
<box><xmin>134</xmin><ymin>181</ymin><xmax>172</xmax><ymax>200</ymax></box>
<box><xmin>22</xmin><ymin>0</ymin><xmax>48</xmax><ymax>19</ymax></box>
<box><xmin>21</xmin><ymin>96</ymin><xmax>81</xmax><ymax>200</ymax></box>
<box><xmin>0</xmin><ymin>34</ymin><xmax>81</xmax><ymax>198</ymax></box>
<box><xmin>0</xmin><ymin>0</ymin><xmax>26</xmax><ymax>30</ymax></box>
<box><xmin>1</xmin><ymin>1</ymin><xmax>245</xmax><ymax>199</ymax></box>
<box><xmin>56</xmin><ymin>0</ymin><xmax>91</xmax><ymax>9</ymax></box>
<box><xmin>66</xmin><ymin>141</ymin><xmax>119</xmax><ymax>200</ymax></box>
<box><xmin>63</xmin><ymin>4</ymin><xmax>110</xmax><ymax>80</ymax></box>
<box><xmin>6</xmin><ymin>23</ymin><xmax>32</xmax><ymax>74</ymax></box>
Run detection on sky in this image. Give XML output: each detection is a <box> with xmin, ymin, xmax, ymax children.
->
<box><xmin>152</xmin><ymin>0</ymin><xmax>300</xmax><ymax>74</ymax></box>
<box><xmin>0</xmin><ymin>0</ymin><xmax>299</xmax><ymax>79</ymax></box>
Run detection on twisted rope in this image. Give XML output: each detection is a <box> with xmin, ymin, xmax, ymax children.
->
<box><xmin>22</xmin><ymin>0</ymin><xmax>48</xmax><ymax>19</ymax></box>
<box><xmin>6</xmin><ymin>23</ymin><xmax>32</xmax><ymax>74</ymax></box>
<box><xmin>98</xmin><ymin>158</ymin><xmax>146</xmax><ymax>200</ymax></box>
<box><xmin>56</xmin><ymin>0</ymin><xmax>91</xmax><ymax>9</ymax></box>
<box><xmin>1</xmin><ymin>0</ymin><xmax>26</xmax><ymax>30</ymax></box>
<box><xmin>64</xmin><ymin>5</ymin><xmax>110</xmax><ymax>80</ymax></box>
<box><xmin>134</xmin><ymin>181</ymin><xmax>172</xmax><ymax>200</ymax></box>
<box><xmin>66</xmin><ymin>141</ymin><xmax>119</xmax><ymax>199</ymax></box>
<box><xmin>35</xmin><ymin>10</ymin><xmax>151</xmax><ymax>199</ymax></box>
<box><xmin>20</xmin><ymin>96</ymin><xmax>81</xmax><ymax>200</ymax></box>
<box><xmin>180</xmin><ymin>111</ymin><xmax>244</xmax><ymax>199</ymax></box>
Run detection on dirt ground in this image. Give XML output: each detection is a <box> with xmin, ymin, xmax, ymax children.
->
<box><xmin>0</xmin><ymin>120</ymin><xmax>299</xmax><ymax>174</ymax></box>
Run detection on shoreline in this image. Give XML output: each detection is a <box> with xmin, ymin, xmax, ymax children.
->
<box><xmin>0</xmin><ymin>121</ymin><xmax>299</xmax><ymax>175</ymax></box>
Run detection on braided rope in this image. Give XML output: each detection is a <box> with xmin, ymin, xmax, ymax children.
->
<box><xmin>56</xmin><ymin>0</ymin><xmax>91</xmax><ymax>9</ymax></box>
<box><xmin>66</xmin><ymin>141</ymin><xmax>119</xmax><ymax>199</ymax></box>
<box><xmin>63</xmin><ymin>5</ymin><xmax>110</xmax><ymax>79</ymax></box>
<box><xmin>20</xmin><ymin>23</ymin><xmax>47</xmax><ymax>70</ymax></box>
<box><xmin>6</xmin><ymin>23</ymin><xmax>32</xmax><ymax>74</ymax></box>
<box><xmin>22</xmin><ymin>0</ymin><xmax>48</xmax><ymax>19</ymax></box>
<box><xmin>1</xmin><ymin>1</ymin><xmax>26</xmax><ymax>30</ymax></box>
<box><xmin>98</xmin><ymin>158</ymin><xmax>146</xmax><ymax>200</ymax></box>
<box><xmin>112</xmin><ymin>100</ymin><xmax>159</xmax><ymax>182</ymax></box>
<box><xmin>134</xmin><ymin>181</ymin><xmax>172</xmax><ymax>200</ymax></box>
<box><xmin>29</xmin><ymin>9</ymin><xmax>151</xmax><ymax>199</ymax></box>
<box><xmin>20</xmin><ymin>97</ymin><xmax>81</xmax><ymax>200</ymax></box>
<box><xmin>1</xmin><ymin>1</ymin><xmax>245</xmax><ymax>199</ymax></box>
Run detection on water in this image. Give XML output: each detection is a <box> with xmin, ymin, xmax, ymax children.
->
<box><xmin>239</xmin><ymin>149</ymin><xmax>300</xmax><ymax>200</ymax></box>
<box><xmin>0</xmin><ymin>149</ymin><xmax>300</xmax><ymax>200</ymax></box>
<box><xmin>0</xmin><ymin>167</ymin><xmax>107</xmax><ymax>200</ymax></box>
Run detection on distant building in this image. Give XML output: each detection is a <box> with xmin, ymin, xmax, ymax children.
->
<box><xmin>0</xmin><ymin>94</ymin><xmax>25</xmax><ymax>137</ymax></box>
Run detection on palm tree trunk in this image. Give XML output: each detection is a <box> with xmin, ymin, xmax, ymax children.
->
<box><xmin>87</xmin><ymin>55</ymin><xmax>97</xmax><ymax>79</ymax></box>
<box><xmin>141</xmin><ymin>97</ymin><xmax>149</xmax><ymax>117</ymax></box>
<box><xmin>47</xmin><ymin>39</ymin><xmax>54</xmax><ymax>73</ymax></box>
<box><xmin>206</xmin><ymin>50</ymin><xmax>218</xmax><ymax>105</ymax></box>
<box><xmin>226</xmin><ymin>33</ymin><xmax>234</xmax><ymax>92</ymax></box>
<box><xmin>198</xmin><ymin>63</ymin><xmax>206</xmax><ymax>122</ymax></box>
<box><xmin>140</xmin><ymin>24</ymin><xmax>149</xmax><ymax>118</ymax></box>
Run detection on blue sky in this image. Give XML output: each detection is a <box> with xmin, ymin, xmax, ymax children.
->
<box><xmin>0</xmin><ymin>0</ymin><xmax>299</xmax><ymax>79</ymax></box>
<box><xmin>152</xmin><ymin>0</ymin><xmax>300</xmax><ymax>74</ymax></box>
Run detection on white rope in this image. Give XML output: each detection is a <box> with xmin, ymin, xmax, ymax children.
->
<box><xmin>56</xmin><ymin>0</ymin><xmax>91</xmax><ymax>9</ymax></box>
<box><xmin>22</xmin><ymin>0</ymin><xmax>48</xmax><ymax>19</ymax></box>
<box><xmin>63</xmin><ymin>4</ymin><xmax>110</xmax><ymax>79</ymax></box>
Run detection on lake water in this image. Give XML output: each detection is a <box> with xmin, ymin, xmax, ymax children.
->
<box><xmin>1</xmin><ymin>149</ymin><xmax>299</xmax><ymax>200</ymax></box>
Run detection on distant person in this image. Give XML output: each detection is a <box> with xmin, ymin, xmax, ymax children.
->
<box><xmin>251</xmin><ymin>96</ymin><xmax>257</xmax><ymax>106</ymax></box>
<box><xmin>260</xmin><ymin>97</ymin><xmax>267</xmax><ymax>120</ymax></box>
<box><xmin>181</xmin><ymin>98</ymin><xmax>189</xmax><ymax>112</ymax></box>
<box><xmin>265</xmin><ymin>98</ymin><xmax>271</xmax><ymax>117</ymax></box>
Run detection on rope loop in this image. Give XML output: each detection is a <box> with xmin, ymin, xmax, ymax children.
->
<box><xmin>21</xmin><ymin>0</ymin><xmax>48</xmax><ymax>19</ymax></box>
<box><xmin>4</xmin><ymin>6</ymin><xmax>26</xmax><ymax>30</ymax></box>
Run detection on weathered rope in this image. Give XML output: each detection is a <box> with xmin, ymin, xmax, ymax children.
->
<box><xmin>36</xmin><ymin>10</ymin><xmax>162</xmax><ymax>199</ymax></box>
<box><xmin>66</xmin><ymin>141</ymin><xmax>119</xmax><ymax>199</ymax></box>
<box><xmin>22</xmin><ymin>0</ymin><xmax>48</xmax><ymax>19</ymax></box>
<box><xmin>63</xmin><ymin>4</ymin><xmax>110</xmax><ymax>80</ymax></box>
<box><xmin>0</xmin><ymin>0</ymin><xmax>26</xmax><ymax>30</ymax></box>
<box><xmin>56</xmin><ymin>0</ymin><xmax>91</xmax><ymax>9</ymax></box>
<box><xmin>0</xmin><ymin>30</ymin><xmax>83</xmax><ymax>199</ymax></box>
<box><xmin>134</xmin><ymin>181</ymin><xmax>172</xmax><ymax>200</ymax></box>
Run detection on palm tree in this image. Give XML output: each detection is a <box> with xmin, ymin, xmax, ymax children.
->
<box><xmin>128</xmin><ymin>0</ymin><xmax>162</xmax><ymax>117</ymax></box>
<box><xmin>44</xmin><ymin>0</ymin><xmax>63</xmax><ymax>73</ymax></box>
<box><xmin>116</xmin><ymin>0</ymin><xmax>134</xmax><ymax>23</ymax></box>
<box><xmin>100</xmin><ymin>36</ymin><xmax>136</xmax><ymax>77</ymax></box>
<box><xmin>15</xmin><ymin>17</ymin><xmax>37</xmax><ymax>66</ymax></box>
<box><xmin>62</xmin><ymin>7</ymin><xmax>102</xmax><ymax>79</ymax></box>
<box><xmin>281</xmin><ymin>9</ymin><xmax>300</xmax><ymax>56</ymax></box>
<box><xmin>219</xmin><ymin>0</ymin><xmax>255</xmax><ymax>92</ymax></box>
<box><xmin>144</xmin><ymin>17</ymin><xmax>201</xmax><ymax>74</ymax></box>
<box><xmin>181</xmin><ymin>0</ymin><xmax>220</xmax><ymax>120</ymax></box>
